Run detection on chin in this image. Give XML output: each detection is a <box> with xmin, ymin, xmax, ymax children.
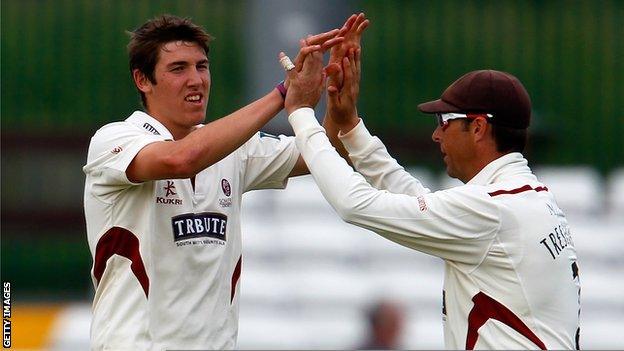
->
<box><xmin>446</xmin><ymin>167</ymin><xmax>457</xmax><ymax>179</ymax></box>
<box><xmin>188</xmin><ymin>113</ymin><xmax>206</xmax><ymax>126</ymax></box>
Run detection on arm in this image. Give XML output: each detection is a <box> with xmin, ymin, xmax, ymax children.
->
<box><xmin>283</xmin><ymin>33</ymin><xmax>339</xmax><ymax>178</ymax></box>
<box><xmin>326</xmin><ymin>47</ymin><xmax>429</xmax><ymax>195</ymax></box>
<box><xmin>128</xmin><ymin>30</ymin><xmax>344</xmax><ymax>183</ymax></box>
<box><xmin>128</xmin><ymin>88</ymin><xmax>286</xmax><ymax>182</ymax></box>
<box><xmin>284</xmin><ymin>43</ymin><xmax>499</xmax><ymax>263</ymax></box>
<box><xmin>288</xmin><ymin>108</ymin><xmax>499</xmax><ymax>264</ymax></box>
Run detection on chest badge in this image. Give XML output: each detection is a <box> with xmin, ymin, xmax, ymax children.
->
<box><xmin>221</xmin><ymin>179</ymin><xmax>231</xmax><ymax>197</ymax></box>
<box><xmin>219</xmin><ymin>179</ymin><xmax>232</xmax><ymax>208</ymax></box>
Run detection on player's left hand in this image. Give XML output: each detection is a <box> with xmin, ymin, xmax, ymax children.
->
<box><xmin>326</xmin><ymin>13</ymin><xmax>369</xmax><ymax>89</ymax></box>
<box><xmin>326</xmin><ymin>47</ymin><xmax>361</xmax><ymax>131</ymax></box>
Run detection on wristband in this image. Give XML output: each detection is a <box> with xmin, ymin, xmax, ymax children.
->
<box><xmin>276</xmin><ymin>80</ymin><xmax>287</xmax><ymax>99</ymax></box>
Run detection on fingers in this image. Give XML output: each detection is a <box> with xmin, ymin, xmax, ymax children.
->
<box><xmin>293</xmin><ymin>44</ymin><xmax>322</xmax><ymax>71</ymax></box>
<box><xmin>305</xmin><ymin>28</ymin><xmax>340</xmax><ymax>46</ymax></box>
<box><xmin>340</xmin><ymin>14</ymin><xmax>357</xmax><ymax>33</ymax></box>
<box><xmin>348</xmin><ymin>48</ymin><xmax>357</xmax><ymax>77</ymax></box>
<box><xmin>352</xmin><ymin>13</ymin><xmax>366</xmax><ymax>29</ymax></box>
<box><xmin>324</xmin><ymin>62</ymin><xmax>341</xmax><ymax>78</ymax></box>
<box><xmin>342</xmin><ymin>55</ymin><xmax>353</xmax><ymax>87</ymax></box>
<box><xmin>301</xmin><ymin>50</ymin><xmax>324</xmax><ymax>75</ymax></box>
<box><xmin>355</xmin><ymin>48</ymin><xmax>361</xmax><ymax>78</ymax></box>
<box><xmin>320</xmin><ymin>36</ymin><xmax>345</xmax><ymax>52</ymax></box>
<box><xmin>324</xmin><ymin>62</ymin><xmax>342</xmax><ymax>91</ymax></box>
<box><xmin>279</xmin><ymin>52</ymin><xmax>297</xmax><ymax>81</ymax></box>
<box><xmin>356</xmin><ymin>19</ymin><xmax>370</xmax><ymax>34</ymax></box>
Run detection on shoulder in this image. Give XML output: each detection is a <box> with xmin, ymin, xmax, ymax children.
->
<box><xmin>428</xmin><ymin>184</ymin><xmax>501</xmax><ymax>221</ymax></box>
<box><xmin>484</xmin><ymin>179</ymin><xmax>549</xmax><ymax>199</ymax></box>
<box><xmin>239</xmin><ymin>132</ymin><xmax>295</xmax><ymax>158</ymax></box>
<box><xmin>91</xmin><ymin>121</ymin><xmax>148</xmax><ymax>141</ymax></box>
<box><xmin>436</xmin><ymin>183</ymin><xmax>494</xmax><ymax>202</ymax></box>
<box><xmin>86</xmin><ymin>120</ymin><xmax>163</xmax><ymax>164</ymax></box>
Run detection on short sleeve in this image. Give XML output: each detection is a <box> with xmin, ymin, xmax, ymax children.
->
<box><xmin>83</xmin><ymin>122</ymin><xmax>166</xmax><ymax>198</ymax></box>
<box><xmin>240</xmin><ymin>132</ymin><xmax>299</xmax><ymax>192</ymax></box>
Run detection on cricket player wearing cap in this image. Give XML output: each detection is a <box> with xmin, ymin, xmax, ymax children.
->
<box><xmin>82</xmin><ymin>14</ymin><xmax>351</xmax><ymax>350</ymax></box>
<box><xmin>285</xmin><ymin>45</ymin><xmax>581</xmax><ymax>348</ymax></box>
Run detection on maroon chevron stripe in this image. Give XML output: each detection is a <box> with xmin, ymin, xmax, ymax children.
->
<box><xmin>231</xmin><ymin>255</ymin><xmax>242</xmax><ymax>303</ymax></box>
<box><xmin>466</xmin><ymin>292</ymin><xmax>546</xmax><ymax>350</ymax></box>
<box><xmin>94</xmin><ymin>227</ymin><xmax>149</xmax><ymax>297</ymax></box>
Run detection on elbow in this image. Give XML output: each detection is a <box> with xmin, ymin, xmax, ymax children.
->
<box><xmin>334</xmin><ymin>196</ymin><xmax>358</xmax><ymax>223</ymax></box>
<box><xmin>162</xmin><ymin>148</ymin><xmax>201</xmax><ymax>179</ymax></box>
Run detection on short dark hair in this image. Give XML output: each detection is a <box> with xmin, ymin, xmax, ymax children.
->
<box><xmin>462</xmin><ymin>118</ymin><xmax>528</xmax><ymax>153</ymax></box>
<box><xmin>491</xmin><ymin>123</ymin><xmax>528</xmax><ymax>153</ymax></box>
<box><xmin>127</xmin><ymin>15</ymin><xmax>213</xmax><ymax>108</ymax></box>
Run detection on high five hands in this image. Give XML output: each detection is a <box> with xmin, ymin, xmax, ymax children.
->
<box><xmin>281</xmin><ymin>13</ymin><xmax>369</xmax><ymax>120</ymax></box>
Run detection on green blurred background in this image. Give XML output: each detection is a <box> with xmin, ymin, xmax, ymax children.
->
<box><xmin>1</xmin><ymin>0</ymin><xmax>623</xmax><ymax>299</ymax></box>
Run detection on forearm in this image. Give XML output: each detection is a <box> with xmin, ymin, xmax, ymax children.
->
<box><xmin>339</xmin><ymin>120</ymin><xmax>430</xmax><ymax>196</ymax></box>
<box><xmin>289</xmin><ymin>108</ymin><xmax>371</xmax><ymax>218</ymax></box>
<box><xmin>173</xmin><ymin>89</ymin><xmax>284</xmax><ymax>176</ymax></box>
<box><xmin>129</xmin><ymin>89</ymin><xmax>284</xmax><ymax>181</ymax></box>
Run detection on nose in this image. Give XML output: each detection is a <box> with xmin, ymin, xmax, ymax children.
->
<box><xmin>432</xmin><ymin>125</ymin><xmax>442</xmax><ymax>143</ymax></box>
<box><xmin>187</xmin><ymin>67</ymin><xmax>203</xmax><ymax>87</ymax></box>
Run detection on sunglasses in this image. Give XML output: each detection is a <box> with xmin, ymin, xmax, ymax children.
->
<box><xmin>435</xmin><ymin>112</ymin><xmax>494</xmax><ymax>129</ymax></box>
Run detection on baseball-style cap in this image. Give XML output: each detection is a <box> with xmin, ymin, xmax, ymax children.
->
<box><xmin>418</xmin><ymin>70</ymin><xmax>532</xmax><ymax>129</ymax></box>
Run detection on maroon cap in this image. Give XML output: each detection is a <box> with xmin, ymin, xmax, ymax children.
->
<box><xmin>418</xmin><ymin>70</ymin><xmax>532</xmax><ymax>129</ymax></box>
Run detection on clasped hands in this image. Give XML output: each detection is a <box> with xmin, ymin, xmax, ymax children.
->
<box><xmin>282</xmin><ymin>13</ymin><xmax>369</xmax><ymax>131</ymax></box>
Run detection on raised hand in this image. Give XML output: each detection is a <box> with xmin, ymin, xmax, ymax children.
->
<box><xmin>326</xmin><ymin>48</ymin><xmax>361</xmax><ymax>131</ymax></box>
<box><xmin>327</xmin><ymin>13</ymin><xmax>369</xmax><ymax>89</ymax></box>
<box><xmin>331</xmin><ymin>13</ymin><xmax>369</xmax><ymax>63</ymax></box>
<box><xmin>282</xmin><ymin>48</ymin><xmax>326</xmax><ymax>115</ymax></box>
<box><xmin>283</xmin><ymin>29</ymin><xmax>344</xmax><ymax>88</ymax></box>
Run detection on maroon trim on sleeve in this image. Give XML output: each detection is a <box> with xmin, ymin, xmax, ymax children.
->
<box><xmin>488</xmin><ymin>185</ymin><xmax>549</xmax><ymax>197</ymax></box>
<box><xmin>466</xmin><ymin>292</ymin><xmax>546</xmax><ymax>350</ymax></box>
<box><xmin>94</xmin><ymin>227</ymin><xmax>150</xmax><ymax>298</ymax></box>
<box><xmin>230</xmin><ymin>255</ymin><xmax>242</xmax><ymax>303</ymax></box>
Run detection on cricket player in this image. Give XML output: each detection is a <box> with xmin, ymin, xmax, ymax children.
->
<box><xmin>284</xmin><ymin>37</ymin><xmax>581</xmax><ymax>349</ymax></box>
<box><xmin>82</xmin><ymin>14</ymin><xmax>350</xmax><ymax>350</ymax></box>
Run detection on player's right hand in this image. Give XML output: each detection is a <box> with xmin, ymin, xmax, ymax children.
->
<box><xmin>283</xmin><ymin>29</ymin><xmax>344</xmax><ymax>89</ymax></box>
<box><xmin>282</xmin><ymin>47</ymin><xmax>326</xmax><ymax>115</ymax></box>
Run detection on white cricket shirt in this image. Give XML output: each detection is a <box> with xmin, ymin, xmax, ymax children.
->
<box><xmin>289</xmin><ymin>108</ymin><xmax>580</xmax><ymax>350</ymax></box>
<box><xmin>83</xmin><ymin>111</ymin><xmax>299</xmax><ymax>350</ymax></box>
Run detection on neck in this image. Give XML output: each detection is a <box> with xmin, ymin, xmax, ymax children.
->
<box><xmin>146</xmin><ymin>109</ymin><xmax>197</xmax><ymax>140</ymax></box>
<box><xmin>462</xmin><ymin>150</ymin><xmax>506</xmax><ymax>183</ymax></box>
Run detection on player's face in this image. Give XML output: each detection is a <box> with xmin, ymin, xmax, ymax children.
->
<box><xmin>145</xmin><ymin>41</ymin><xmax>210</xmax><ymax>137</ymax></box>
<box><xmin>431</xmin><ymin>120</ymin><xmax>476</xmax><ymax>182</ymax></box>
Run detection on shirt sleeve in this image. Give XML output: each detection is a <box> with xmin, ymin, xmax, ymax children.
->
<box><xmin>83</xmin><ymin>122</ymin><xmax>166</xmax><ymax>199</ymax></box>
<box><xmin>289</xmin><ymin>108</ymin><xmax>500</xmax><ymax>265</ymax></box>
<box><xmin>240</xmin><ymin>131</ymin><xmax>300</xmax><ymax>192</ymax></box>
<box><xmin>338</xmin><ymin>119</ymin><xmax>431</xmax><ymax>196</ymax></box>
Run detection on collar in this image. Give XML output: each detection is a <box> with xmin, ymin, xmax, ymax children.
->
<box><xmin>126</xmin><ymin>111</ymin><xmax>174</xmax><ymax>140</ymax></box>
<box><xmin>467</xmin><ymin>152</ymin><xmax>533</xmax><ymax>186</ymax></box>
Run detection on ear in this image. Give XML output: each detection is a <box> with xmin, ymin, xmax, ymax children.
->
<box><xmin>471</xmin><ymin>117</ymin><xmax>490</xmax><ymax>142</ymax></box>
<box><xmin>133</xmin><ymin>69</ymin><xmax>152</xmax><ymax>94</ymax></box>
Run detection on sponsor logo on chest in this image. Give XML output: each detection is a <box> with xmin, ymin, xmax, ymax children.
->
<box><xmin>156</xmin><ymin>180</ymin><xmax>183</xmax><ymax>205</ymax></box>
<box><xmin>172</xmin><ymin>212</ymin><xmax>228</xmax><ymax>244</ymax></box>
